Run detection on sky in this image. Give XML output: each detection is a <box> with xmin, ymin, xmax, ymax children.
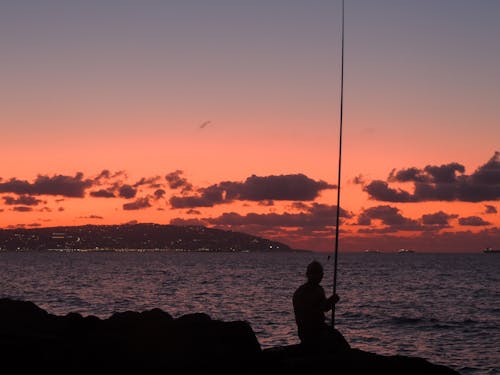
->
<box><xmin>1</xmin><ymin>0</ymin><xmax>499</xmax><ymax>252</ymax></box>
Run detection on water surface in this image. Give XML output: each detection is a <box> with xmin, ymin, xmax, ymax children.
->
<box><xmin>1</xmin><ymin>252</ymin><xmax>498</xmax><ymax>374</ymax></box>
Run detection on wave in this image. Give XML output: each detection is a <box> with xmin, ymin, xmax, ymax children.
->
<box><xmin>387</xmin><ymin>316</ymin><xmax>480</xmax><ymax>327</ymax></box>
<box><xmin>389</xmin><ymin>316</ymin><xmax>424</xmax><ymax>325</ymax></box>
<box><xmin>341</xmin><ymin>311</ymin><xmax>376</xmax><ymax>320</ymax></box>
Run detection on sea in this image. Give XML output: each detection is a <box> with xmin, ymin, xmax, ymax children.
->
<box><xmin>0</xmin><ymin>251</ymin><xmax>498</xmax><ymax>374</ymax></box>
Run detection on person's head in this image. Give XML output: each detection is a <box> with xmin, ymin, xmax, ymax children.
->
<box><xmin>306</xmin><ymin>260</ymin><xmax>323</xmax><ymax>284</ymax></box>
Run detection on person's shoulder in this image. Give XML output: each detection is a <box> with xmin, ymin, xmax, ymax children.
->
<box><xmin>293</xmin><ymin>283</ymin><xmax>308</xmax><ymax>298</ymax></box>
<box><xmin>293</xmin><ymin>283</ymin><xmax>306</xmax><ymax>294</ymax></box>
<box><xmin>311</xmin><ymin>283</ymin><xmax>326</xmax><ymax>296</ymax></box>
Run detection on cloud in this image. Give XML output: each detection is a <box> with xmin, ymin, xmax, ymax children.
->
<box><xmin>172</xmin><ymin>203</ymin><xmax>350</xmax><ymax>229</ymax></box>
<box><xmin>123</xmin><ymin>220</ymin><xmax>139</xmax><ymax>225</ymax></box>
<box><xmin>388</xmin><ymin>167</ymin><xmax>429</xmax><ymax>183</ymax></box>
<box><xmin>388</xmin><ymin>163</ymin><xmax>466</xmax><ymax>183</ymax></box>
<box><xmin>364</xmin><ymin>152</ymin><xmax>500</xmax><ymax>202</ymax></box>
<box><xmin>484</xmin><ymin>205</ymin><xmax>497</xmax><ymax>214</ymax></box>
<box><xmin>356</xmin><ymin>227</ymin><xmax>401</xmax><ymax>234</ymax></box>
<box><xmin>199</xmin><ymin>121</ymin><xmax>211</xmax><ymax>129</ymax></box>
<box><xmin>93</xmin><ymin>170</ymin><xmax>126</xmax><ymax>183</ymax></box>
<box><xmin>423</xmin><ymin>163</ymin><xmax>466</xmax><ymax>183</ymax></box>
<box><xmin>170</xmin><ymin>195</ymin><xmax>217</xmax><ymax>209</ymax></box>
<box><xmin>2</xmin><ymin>195</ymin><xmax>44</xmax><ymax>206</ymax></box>
<box><xmin>170</xmin><ymin>174</ymin><xmax>335</xmax><ymax>208</ymax></box>
<box><xmin>471</xmin><ymin>152</ymin><xmax>500</xmax><ymax>184</ymax></box>
<box><xmin>123</xmin><ymin>197</ymin><xmax>151</xmax><ymax>210</ymax></box>
<box><xmin>0</xmin><ymin>173</ymin><xmax>93</xmax><ymax>197</ymax></box>
<box><xmin>352</xmin><ymin>175</ymin><xmax>366</xmax><ymax>185</ymax></box>
<box><xmin>78</xmin><ymin>215</ymin><xmax>104</xmax><ymax>219</ymax></box>
<box><xmin>356</xmin><ymin>205</ymin><xmax>422</xmax><ymax>231</ymax></box>
<box><xmin>170</xmin><ymin>218</ymin><xmax>206</xmax><ymax>226</ymax></box>
<box><xmin>153</xmin><ymin>189</ymin><xmax>166</xmax><ymax>200</ymax></box>
<box><xmin>290</xmin><ymin>202</ymin><xmax>310</xmax><ymax>210</ymax></box>
<box><xmin>364</xmin><ymin>181</ymin><xmax>415</xmax><ymax>202</ymax></box>
<box><xmin>187</xmin><ymin>209</ymin><xmax>201</xmax><ymax>215</ymax></box>
<box><xmin>13</xmin><ymin>206</ymin><xmax>33</xmax><ymax>212</ymax></box>
<box><xmin>357</xmin><ymin>207</ymin><xmax>463</xmax><ymax>232</ymax></box>
<box><xmin>169</xmin><ymin>204</ymin><xmax>350</xmax><ymax>252</ymax></box>
<box><xmin>165</xmin><ymin>170</ymin><xmax>193</xmax><ymax>191</ymax></box>
<box><xmin>92</xmin><ymin>175</ymin><xmax>161</xmax><ymax>198</ymax></box>
<box><xmin>421</xmin><ymin>211</ymin><xmax>458</xmax><ymax>226</ymax></box>
<box><xmin>458</xmin><ymin>216</ymin><xmax>491</xmax><ymax>226</ymax></box>
<box><xmin>6</xmin><ymin>223</ymin><xmax>41</xmax><ymax>229</ymax></box>
<box><xmin>133</xmin><ymin>176</ymin><xmax>162</xmax><ymax>188</ymax></box>
<box><xmin>90</xmin><ymin>189</ymin><xmax>115</xmax><ymax>198</ymax></box>
<box><xmin>118</xmin><ymin>184</ymin><xmax>137</xmax><ymax>199</ymax></box>
<box><xmin>258</xmin><ymin>200</ymin><xmax>274</xmax><ymax>206</ymax></box>
<box><xmin>90</xmin><ymin>171</ymin><xmax>144</xmax><ymax>197</ymax></box>
<box><xmin>232</xmin><ymin>174</ymin><xmax>334</xmax><ymax>201</ymax></box>
<box><xmin>94</xmin><ymin>169</ymin><xmax>112</xmax><ymax>182</ymax></box>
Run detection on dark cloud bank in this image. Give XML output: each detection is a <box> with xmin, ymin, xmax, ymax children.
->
<box><xmin>354</xmin><ymin>205</ymin><xmax>492</xmax><ymax>233</ymax></box>
<box><xmin>123</xmin><ymin>197</ymin><xmax>152</xmax><ymax>211</ymax></box>
<box><xmin>364</xmin><ymin>152</ymin><xmax>500</xmax><ymax>202</ymax></box>
<box><xmin>165</xmin><ymin>170</ymin><xmax>193</xmax><ymax>192</ymax></box>
<box><xmin>170</xmin><ymin>174</ymin><xmax>335</xmax><ymax>208</ymax></box>
<box><xmin>484</xmin><ymin>205</ymin><xmax>497</xmax><ymax>214</ymax></box>
<box><xmin>2</xmin><ymin>162</ymin><xmax>497</xmax><ymax>252</ymax></box>
<box><xmin>118</xmin><ymin>185</ymin><xmax>137</xmax><ymax>199</ymax></box>
<box><xmin>0</xmin><ymin>171</ymin><xmax>336</xmax><ymax>217</ymax></box>
<box><xmin>90</xmin><ymin>189</ymin><xmax>115</xmax><ymax>198</ymax></box>
<box><xmin>2</xmin><ymin>195</ymin><xmax>44</xmax><ymax>206</ymax></box>
<box><xmin>169</xmin><ymin>200</ymin><xmax>497</xmax><ymax>251</ymax></box>
<box><xmin>0</xmin><ymin>173</ymin><xmax>93</xmax><ymax>198</ymax></box>
<box><xmin>172</xmin><ymin>203</ymin><xmax>350</xmax><ymax>228</ymax></box>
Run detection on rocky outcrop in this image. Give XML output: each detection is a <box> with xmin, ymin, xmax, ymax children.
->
<box><xmin>0</xmin><ymin>298</ymin><xmax>260</xmax><ymax>373</ymax></box>
<box><xmin>0</xmin><ymin>298</ymin><xmax>458</xmax><ymax>374</ymax></box>
<box><xmin>262</xmin><ymin>344</ymin><xmax>459</xmax><ymax>375</ymax></box>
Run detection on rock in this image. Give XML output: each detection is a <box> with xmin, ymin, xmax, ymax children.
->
<box><xmin>0</xmin><ymin>298</ymin><xmax>260</xmax><ymax>373</ymax></box>
<box><xmin>262</xmin><ymin>345</ymin><xmax>459</xmax><ymax>375</ymax></box>
<box><xmin>0</xmin><ymin>298</ymin><xmax>459</xmax><ymax>374</ymax></box>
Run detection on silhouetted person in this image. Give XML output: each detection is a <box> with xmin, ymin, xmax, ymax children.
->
<box><xmin>293</xmin><ymin>260</ymin><xmax>350</xmax><ymax>353</ymax></box>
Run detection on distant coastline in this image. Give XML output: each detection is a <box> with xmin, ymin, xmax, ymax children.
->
<box><xmin>4</xmin><ymin>247</ymin><xmax>311</xmax><ymax>254</ymax></box>
<box><xmin>0</xmin><ymin>223</ymin><xmax>303</xmax><ymax>253</ymax></box>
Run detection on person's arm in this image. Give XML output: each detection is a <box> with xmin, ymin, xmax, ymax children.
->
<box><xmin>319</xmin><ymin>288</ymin><xmax>340</xmax><ymax>312</ymax></box>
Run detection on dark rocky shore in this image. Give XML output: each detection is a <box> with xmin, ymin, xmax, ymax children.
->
<box><xmin>0</xmin><ymin>298</ymin><xmax>458</xmax><ymax>374</ymax></box>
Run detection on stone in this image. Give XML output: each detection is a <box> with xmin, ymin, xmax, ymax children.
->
<box><xmin>0</xmin><ymin>298</ymin><xmax>459</xmax><ymax>374</ymax></box>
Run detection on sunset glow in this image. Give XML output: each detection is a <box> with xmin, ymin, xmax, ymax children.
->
<box><xmin>1</xmin><ymin>1</ymin><xmax>499</xmax><ymax>252</ymax></box>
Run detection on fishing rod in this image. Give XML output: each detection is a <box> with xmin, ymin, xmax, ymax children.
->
<box><xmin>332</xmin><ymin>0</ymin><xmax>345</xmax><ymax>328</ymax></box>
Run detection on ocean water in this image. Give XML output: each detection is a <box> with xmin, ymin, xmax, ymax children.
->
<box><xmin>0</xmin><ymin>251</ymin><xmax>498</xmax><ymax>374</ymax></box>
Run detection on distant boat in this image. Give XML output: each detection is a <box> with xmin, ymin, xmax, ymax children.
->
<box><xmin>483</xmin><ymin>247</ymin><xmax>500</xmax><ymax>254</ymax></box>
<box><xmin>364</xmin><ymin>249</ymin><xmax>382</xmax><ymax>254</ymax></box>
<box><xmin>398</xmin><ymin>249</ymin><xmax>415</xmax><ymax>254</ymax></box>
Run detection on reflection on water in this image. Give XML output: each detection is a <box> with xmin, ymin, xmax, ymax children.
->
<box><xmin>1</xmin><ymin>252</ymin><xmax>499</xmax><ymax>374</ymax></box>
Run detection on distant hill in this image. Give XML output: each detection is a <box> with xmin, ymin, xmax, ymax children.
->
<box><xmin>0</xmin><ymin>224</ymin><xmax>296</xmax><ymax>252</ymax></box>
